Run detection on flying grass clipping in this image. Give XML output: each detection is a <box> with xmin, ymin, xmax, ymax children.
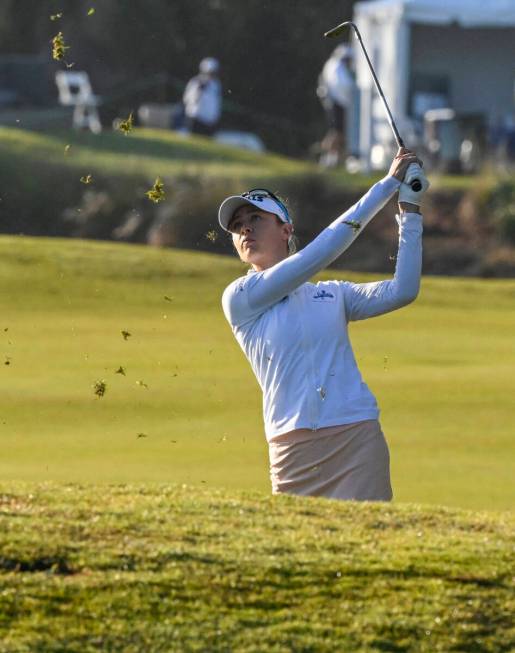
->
<box><xmin>117</xmin><ymin>112</ymin><xmax>134</xmax><ymax>135</ymax></box>
<box><xmin>343</xmin><ymin>220</ymin><xmax>361</xmax><ymax>232</ymax></box>
<box><xmin>146</xmin><ymin>177</ymin><xmax>165</xmax><ymax>203</ymax></box>
<box><xmin>93</xmin><ymin>380</ymin><xmax>107</xmax><ymax>398</ymax></box>
<box><xmin>51</xmin><ymin>32</ymin><xmax>69</xmax><ymax>61</ymax></box>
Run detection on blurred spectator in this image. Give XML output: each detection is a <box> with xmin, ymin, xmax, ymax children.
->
<box><xmin>182</xmin><ymin>57</ymin><xmax>222</xmax><ymax>136</ymax></box>
<box><xmin>490</xmin><ymin>113</ymin><xmax>515</xmax><ymax>169</ymax></box>
<box><xmin>317</xmin><ymin>45</ymin><xmax>355</xmax><ymax>168</ymax></box>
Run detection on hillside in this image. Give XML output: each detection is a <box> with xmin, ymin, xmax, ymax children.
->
<box><xmin>0</xmin><ymin>126</ymin><xmax>315</xmax><ymax>183</ymax></box>
<box><xmin>2</xmin><ymin>125</ymin><xmax>514</xmax><ymax>277</ymax></box>
<box><xmin>1</xmin><ymin>236</ymin><xmax>514</xmax><ymax>511</ymax></box>
<box><xmin>0</xmin><ymin>482</ymin><xmax>513</xmax><ymax>652</ymax></box>
<box><xmin>0</xmin><ymin>124</ymin><xmax>481</xmax><ymax>197</ymax></box>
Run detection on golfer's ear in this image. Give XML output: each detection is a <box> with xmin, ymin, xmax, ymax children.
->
<box><xmin>282</xmin><ymin>223</ymin><xmax>294</xmax><ymax>240</ymax></box>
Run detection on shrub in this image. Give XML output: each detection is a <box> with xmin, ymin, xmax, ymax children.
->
<box><xmin>490</xmin><ymin>181</ymin><xmax>515</xmax><ymax>245</ymax></box>
<box><xmin>480</xmin><ymin>247</ymin><xmax>515</xmax><ymax>277</ymax></box>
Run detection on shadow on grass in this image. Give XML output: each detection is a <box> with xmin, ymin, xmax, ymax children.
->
<box><xmin>369</xmin><ymin>639</ymin><xmax>409</xmax><ymax>653</ymax></box>
<box><xmin>0</xmin><ymin>555</ymin><xmax>75</xmax><ymax>575</ymax></box>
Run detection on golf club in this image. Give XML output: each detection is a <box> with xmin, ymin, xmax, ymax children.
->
<box><xmin>324</xmin><ymin>20</ymin><xmax>422</xmax><ymax>192</ymax></box>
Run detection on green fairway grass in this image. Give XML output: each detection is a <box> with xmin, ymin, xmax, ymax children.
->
<box><xmin>1</xmin><ymin>236</ymin><xmax>514</xmax><ymax>511</ymax></box>
<box><xmin>0</xmin><ymin>482</ymin><xmax>513</xmax><ymax>652</ymax></box>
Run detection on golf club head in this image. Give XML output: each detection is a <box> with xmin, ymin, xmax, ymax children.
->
<box><xmin>324</xmin><ymin>21</ymin><xmax>355</xmax><ymax>39</ymax></box>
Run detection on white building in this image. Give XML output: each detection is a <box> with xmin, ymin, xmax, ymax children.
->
<box><xmin>352</xmin><ymin>0</ymin><xmax>515</xmax><ymax>169</ymax></box>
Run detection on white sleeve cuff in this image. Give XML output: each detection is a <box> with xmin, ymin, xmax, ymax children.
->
<box><xmin>395</xmin><ymin>212</ymin><xmax>423</xmax><ymax>227</ymax></box>
<box><xmin>381</xmin><ymin>175</ymin><xmax>402</xmax><ymax>191</ymax></box>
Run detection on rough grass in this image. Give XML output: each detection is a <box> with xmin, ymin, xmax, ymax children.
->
<box><xmin>0</xmin><ymin>482</ymin><xmax>513</xmax><ymax>652</ymax></box>
<box><xmin>1</xmin><ymin>236</ymin><xmax>514</xmax><ymax>512</ymax></box>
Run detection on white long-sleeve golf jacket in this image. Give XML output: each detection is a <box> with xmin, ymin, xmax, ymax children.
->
<box><xmin>222</xmin><ymin>175</ymin><xmax>423</xmax><ymax>441</ymax></box>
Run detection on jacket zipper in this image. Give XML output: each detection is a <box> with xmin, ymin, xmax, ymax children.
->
<box><xmin>296</xmin><ymin>287</ymin><xmax>319</xmax><ymax>430</ymax></box>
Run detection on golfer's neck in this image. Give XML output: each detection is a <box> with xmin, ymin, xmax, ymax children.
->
<box><xmin>251</xmin><ymin>252</ymin><xmax>288</xmax><ymax>272</ymax></box>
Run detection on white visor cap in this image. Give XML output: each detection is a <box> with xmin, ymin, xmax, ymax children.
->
<box><xmin>199</xmin><ymin>57</ymin><xmax>220</xmax><ymax>74</ymax></box>
<box><xmin>218</xmin><ymin>194</ymin><xmax>290</xmax><ymax>232</ymax></box>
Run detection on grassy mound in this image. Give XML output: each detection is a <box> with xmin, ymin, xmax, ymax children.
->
<box><xmin>3</xmin><ymin>125</ymin><xmax>513</xmax><ymax>276</ymax></box>
<box><xmin>0</xmin><ymin>482</ymin><xmax>513</xmax><ymax>652</ymax></box>
<box><xmin>0</xmin><ymin>126</ymin><xmax>380</xmax><ymax>250</ymax></box>
<box><xmin>0</xmin><ymin>125</ymin><xmax>315</xmax><ymax>183</ymax></box>
<box><xmin>0</xmin><ymin>125</ymin><xmax>482</xmax><ymax>190</ymax></box>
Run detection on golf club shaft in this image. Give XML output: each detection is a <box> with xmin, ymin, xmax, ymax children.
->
<box><xmin>324</xmin><ymin>20</ymin><xmax>423</xmax><ymax>192</ymax></box>
<box><xmin>325</xmin><ymin>21</ymin><xmax>403</xmax><ymax>149</ymax></box>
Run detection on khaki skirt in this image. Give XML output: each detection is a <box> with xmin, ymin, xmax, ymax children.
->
<box><xmin>268</xmin><ymin>419</ymin><xmax>392</xmax><ymax>501</ymax></box>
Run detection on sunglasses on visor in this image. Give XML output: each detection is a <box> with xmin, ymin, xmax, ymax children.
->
<box><xmin>240</xmin><ymin>188</ymin><xmax>291</xmax><ymax>223</ymax></box>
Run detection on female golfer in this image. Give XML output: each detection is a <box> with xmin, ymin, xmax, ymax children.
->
<box><xmin>218</xmin><ymin>149</ymin><xmax>428</xmax><ymax>501</ymax></box>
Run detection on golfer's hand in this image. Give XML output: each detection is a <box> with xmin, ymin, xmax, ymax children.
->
<box><xmin>398</xmin><ymin>163</ymin><xmax>429</xmax><ymax>210</ymax></box>
<box><xmin>388</xmin><ymin>148</ymin><xmax>422</xmax><ymax>181</ymax></box>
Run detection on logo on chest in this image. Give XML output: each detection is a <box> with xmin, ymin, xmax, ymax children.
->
<box><xmin>311</xmin><ymin>289</ymin><xmax>336</xmax><ymax>302</ymax></box>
